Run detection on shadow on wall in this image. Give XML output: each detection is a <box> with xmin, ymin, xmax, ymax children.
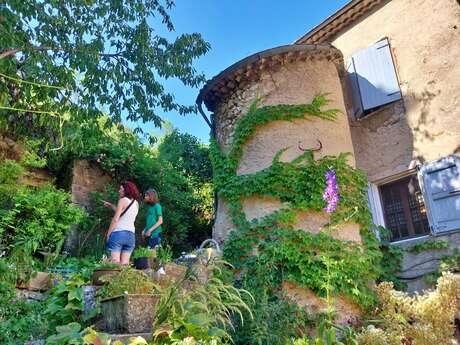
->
<box><xmin>340</xmin><ymin>71</ymin><xmax>415</xmax><ymax>179</ymax></box>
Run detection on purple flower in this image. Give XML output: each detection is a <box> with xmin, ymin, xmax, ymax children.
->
<box><xmin>323</xmin><ymin>169</ymin><xmax>339</xmax><ymax>213</ymax></box>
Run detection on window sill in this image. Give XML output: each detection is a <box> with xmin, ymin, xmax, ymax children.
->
<box><xmin>391</xmin><ymin>234</ymin><xmax>430</xmax><ymax>245</ymax></box>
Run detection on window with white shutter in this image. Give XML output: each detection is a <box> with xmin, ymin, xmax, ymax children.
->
<box><xmin>419</xmin><ymin>156</ymin><xmax>460</xmax><ymax>234</ymax></box>
<box><xmin>346</xmin><ymin>38</ymin><xmax>402</xmax><ymax>118</ymax></box>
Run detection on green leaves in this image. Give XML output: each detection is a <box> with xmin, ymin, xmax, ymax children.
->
<box><xmin>1</xmin><ymin>0</ymin><xmax>210</xmax><ymax>133</ymax></box>
<box><xmin>211</xmin><ymin>96</ymin><xmax>382</xmax><ymax>312</ymax></box>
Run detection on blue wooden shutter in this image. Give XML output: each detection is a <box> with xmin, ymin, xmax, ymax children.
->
<box><xmin>419</xmin><ymin>156</ymin><xmax>460</xmax><ymax>234</ymax></box>
<box><xmin>347</xmin><ymin>38</ymin><xmax>401</xmax><ymax>116</ymax></box>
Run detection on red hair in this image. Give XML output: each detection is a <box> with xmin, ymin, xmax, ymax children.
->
<box><xmin>122</xmin><ymin>181</ymin><xmax>140</xmax><ymax>200</ymax></box>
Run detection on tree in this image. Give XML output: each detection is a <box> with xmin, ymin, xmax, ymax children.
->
<box><xmin>0</xmin><ymin>0</ymin><xmax>210</xmax><ymax>133</ymax></box>
<box><xmin>157</xmin><ymin>129</ymin><xmax>212</xmax><ymax>183</ymax></box>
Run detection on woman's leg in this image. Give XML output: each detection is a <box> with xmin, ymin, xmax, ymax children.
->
<box><xmin>110</xmin><ymin>251</ymin><xmax>121</xmax><ymax>264</ymax></box>
<box><xmin>107</xmin><ymin>232</ymin><xmax>122</xmax><ymax>264</ymax></box>
<box><xmin>120</xmin><ymin>231</ymin><xmax>135</xmax><ymax>265</ymax></box>
<box><xmin>120</xmin><ymin>251</ymin><xmax>132</xmax><ymax>265</ymax></box>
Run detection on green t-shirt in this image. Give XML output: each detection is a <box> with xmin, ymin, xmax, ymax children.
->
<box><xmin>144</xmin><ymin>203</ymin><xmax>163</xmax><ymax>237</ymax></box>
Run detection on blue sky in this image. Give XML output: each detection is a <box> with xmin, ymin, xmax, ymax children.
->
<box><xmin>143</xmin><ymin>1</ymin><xmax>350</xmax><ymax>143</ymax></box>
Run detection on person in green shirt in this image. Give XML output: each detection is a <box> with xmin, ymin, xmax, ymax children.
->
<box><xmin>142</xmin><ymin>188</ymin><xmax>163</xmax><ymax>249</ymax></box>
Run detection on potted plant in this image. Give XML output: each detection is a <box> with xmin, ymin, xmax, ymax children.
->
<box><xmin>132</xmin><ymin>247</ymin><xmax>154</xmax><ymax>270</ymax></box>
<box><xmin>98</xmin><ymin>269</ymin><xmax>159</xmax><ymax>333</ymax></box>
<box><xmin>91</xmin><ymin>261</ymin><xmax>121</xmax><ymax>286</ymax></box>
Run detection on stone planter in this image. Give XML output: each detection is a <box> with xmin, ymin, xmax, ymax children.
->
<box><xmin>101</xmin><ymin>294</ymin><xmax>159</xmax><ymax>333</ymax></box>
<box><xmin>92</xmin><ymin>268</ymin><xmax>121</xmax><ymax>285</ymax></box>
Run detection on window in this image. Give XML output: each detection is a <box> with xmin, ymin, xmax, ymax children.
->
<box><xmin>346</xmin><ymin>38</ymin><xmax>402</xmax><ymax>118</ymax></box>
<box><xmin>419</xmin><ymin>156</ymin><xmax>460</xmax><ymax>234</ymax></box>
<box><xmin>379</xmin><ymin>174</ymin><xmax>430</xmax><ymax>242</ymax></box>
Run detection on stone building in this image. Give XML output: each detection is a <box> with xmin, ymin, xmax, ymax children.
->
<box><xmin>296</xmin><ymin>0</ymin><xmax>460</xmax><ymax>292</ymax></box>
<box><xmin>197</xmin><ymin>0</ymin><xmax>460</xmax><ymax>293</ymax></box>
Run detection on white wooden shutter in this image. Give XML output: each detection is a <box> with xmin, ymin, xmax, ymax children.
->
<box><xmin>346</xmin><ymin>38</ymin><xmax>402</xmax><ymax>117</ymax></box>
<box><xmin>419</xmin><ymin>156</ymin><xmax>460</xmax><ymax>234</ymax></box>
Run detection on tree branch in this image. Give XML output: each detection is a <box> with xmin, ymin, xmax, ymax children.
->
<box><xmin>0</xmin><ymin>45</ymin><xmax>125</xmax><ymax>59</ymax></box>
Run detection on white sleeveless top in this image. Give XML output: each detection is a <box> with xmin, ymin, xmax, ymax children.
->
<box><xmin>113</xmin><ymin>197</ymin><xmax>139</xmax><ymax>233</ymax></box>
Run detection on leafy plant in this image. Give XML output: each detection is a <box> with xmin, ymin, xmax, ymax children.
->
<box><xmin>153</xmin><ymin>267</ymin><xmax>253</xmax><ymax>344</ymax></box>
<box><xmin>44</xmin><ymin>274</ymin><xmax>90</xmax><ymax>332</ymax></box>
<box><xmin>157</xmin><ymin>244</ymin><xmax>174</xmax><ymax>264</ymax></box>
<box><xmin>376</xmin><ymin>226</ymin><xmax>406</xmax><ymax>290</ymax></box>
<box><xmin>132</xmin><ymin>246</ymin><xmax>155</xmax><ymax>259</ymax></box>
<box><xmin>97</xmin><ymin>269</ymin><xmax>158</xmax><ymax>299</ymax></box>
<box><xmin>407</xmin><ymin>239</ymin><xmax>448</xmax><ymax>254</ymax></box>
<box><xmin>1</xmin><ymin>1</ymin><xmax>209</xmax><ymax>134</ymax></box>
<box><xmin>0</xmin><ymin>298</ymin><xmax>48</xmax><ymax>345</ymax></box>
<box><xmin>357</xmin><ymin>272</ymin><xmax>460</xmax><ymax>345</ymax></box>
<box><xmin>0</xmin><ymin>161</ymin><xmax>86</xmax><ymax>260</ymax></box>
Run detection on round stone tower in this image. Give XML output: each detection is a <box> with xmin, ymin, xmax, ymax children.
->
<box><xmin>197</xmin><ymin>44</ymin><xmax>360</xmax><ymax>245</ymax></box>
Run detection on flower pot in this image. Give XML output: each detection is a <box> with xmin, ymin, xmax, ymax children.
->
<box><xmin>101</xmin><ymin>294</ymin><xmax>159</xmax><ymax>333</ymax></box>
<box><xmin>133</xmin><ymin>257</ymin><xmax>150</xmax><ymax>269</ymax></box>
<box><xmin>92</xmin><ymin>268</ymin><xmax>121</xmax><ymax>285</ymax></box>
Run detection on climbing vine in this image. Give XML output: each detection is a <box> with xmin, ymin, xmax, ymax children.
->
<box><xmin>210</xmin><ymin>95</ymin><xmax>382</xmax><ymax>309</ymax></box>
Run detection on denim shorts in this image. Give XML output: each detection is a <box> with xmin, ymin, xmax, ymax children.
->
<box><xmin>148</xmin><ymin>233</ymin><xmax>161</xmax><ymax>249</ymax></box>
<box><xmin>107</xmin><ymin>230</ymin><xmax>135</xmax><ymax>253</ymax></box>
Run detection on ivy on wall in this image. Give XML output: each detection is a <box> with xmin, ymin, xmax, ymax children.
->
<box><xmin>210</xmin><ymin>95</ymin><xmax>382</xmax><ymax>309</ymax></box>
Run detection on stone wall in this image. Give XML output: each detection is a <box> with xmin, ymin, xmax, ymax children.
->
<box><xmin>70</xmin><ymin>160</ymin><xmax>112</xmax><ymax>209</ymax></box>
<box><xmin>331</xmin><ymin>0</ymin><xmax>460</xmax><ymax>181</ymax></box>
<box><xmin>326</xmin><ymin>0</ymin><xmax>460</xmax><ymax>293</ymax></box>
<box><xmin>212</xmin><ymin>56</ymin><xmax>358</xmax><ymax>244</ymax></box>
<box><xmin>0</xmin><ymin>135</ymin><xmax>54</xmax><ymax>186</ymax></box>
<box><xmin>395</xmin><ymin>231</ymin><xmax>460</xmax><ymax>293</ymax></box>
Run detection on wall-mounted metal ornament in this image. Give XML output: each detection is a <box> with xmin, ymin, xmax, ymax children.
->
<box><xmin>298</xmin><ymin>139</ymin><xmax>322</xmax><ymax>152</ymax></box>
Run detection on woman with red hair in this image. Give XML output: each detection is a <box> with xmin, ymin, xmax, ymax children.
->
<box><xmin>103</xmin><ymin>181</ymin><xmax>140</xmax><ymax>264</ymax></box>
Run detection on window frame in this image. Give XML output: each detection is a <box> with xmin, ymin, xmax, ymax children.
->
<box><xmin>368</xmin><ymin>169</ymin><xmax>431</xmax><ymax>244</ymax></box>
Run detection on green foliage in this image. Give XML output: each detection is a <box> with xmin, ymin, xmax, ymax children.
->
<box><xmin>291</xmin><ymin>320</ymin><xmax>358</xmax><ymax>345</ymax></box>
<box><xmin>46</xmin><ymin>322</ymin><xmax>85</xmax><ymax>345</ymax></box>
<box><xmin>97</xmin><ymin>269</ymin><xmax>158</xmax><ymax>299</ymax></box>
<box><xmin>153</xmin><ymin>268</ymin><xmax>253</xmax><ymax>344</ymax></box>
<box><xmin>424</xmin><ymin>249</ymin><xmax>460</xmax><ymax>285</ymax></box>
<box><xmin>157</xmin><ymin>244</ymin><xmax>174</xmax><ymax>264</ymax></box>
<box><xmin>212</xmin><ymin>96</ymin><xmax>381</xmax><ymax>310</ymax></box>
<box><xmin>407</xmin><ymin>239</ymin><xmax>448</xmax><ymax>254</ymax></box>
<box><xmin>158</xmin><ymin>129</ymin><xmax>213</xmax><ymax>183</ymax></box>
<box><xmin>47</xmin><ymin>121</ymin><xmax>213</xmax><ymax>255</ymax></box>
<box><xmin>0</xmin><ymin>159</ymin><xmax>23</xmax><ymax>185</ymax></box>
<box><xmin>357</xmin><ymin>273</ymin><xmax>460</xmax><ymax>345</ymax></box>
<box><xmin>132</xmin><ymin>246</ymin><xmax>155</xmax><ymax>259</ymax></box>
<box><xmin>0</xmin><ymin>158</ymin><xmax>86</xmax><ymax>285</ymax></box>
<box><xmin>1</xmin><ymin>0</ymin><xmax>209</xmax><ymax>133</ymax></box>
<box><xmin>0</xmin><ymin>184</ymin><xmax>85</xmax><ymax>256</ymax></box>
<box><xmin>0</xmin><ymin>258</ymin><xmax>48</xmax><ymax>345</ymax></box>
<box><xmin>44</xmin><ymin>274</ymin><xmax>90</xmax><ymax>332</ymax></box>
<box><xmin>0</xmin><ymin>298</ymin><xmax>48</xmax><ymax>345</ymax></box>
<box><xmin>375</xmin><ymin>226</ymin><xmax>406</xmax><ymax>290</ymax></box>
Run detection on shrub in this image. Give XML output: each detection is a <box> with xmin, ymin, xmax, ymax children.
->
<box><xmin>357</xmin><ymin>272</ymin><xmax>460</xmax><ymax>345</ymax></box>
<box><xmin>97</xmin><ymin>269</ymin><xmax>158</xmax><ymax>299</ymax></box>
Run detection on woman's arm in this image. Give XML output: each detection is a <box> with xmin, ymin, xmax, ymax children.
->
<box><xmin>144</xmin><ymin>216</ymin><xmax>163</xmax><ymax>237</ymax></box>
<box><xmin>103</xmin><ymin>200</ymin><xmax>117</xmax><ymax>212</ymax></box>
<box><xmin>106</xmin><ymin>199</ymin><xmax>126</xmax><ymax>240</ymax></box>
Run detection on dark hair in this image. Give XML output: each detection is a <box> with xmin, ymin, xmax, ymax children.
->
<box><xmin>145</xmin><ymin>188</ymin><xmax>159</xmax><ymax>204</ymax></box>
<box><xmin>122</xmin><ymin>181</ymin><xmax>140</xmax><ymax>200</ymax></box>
